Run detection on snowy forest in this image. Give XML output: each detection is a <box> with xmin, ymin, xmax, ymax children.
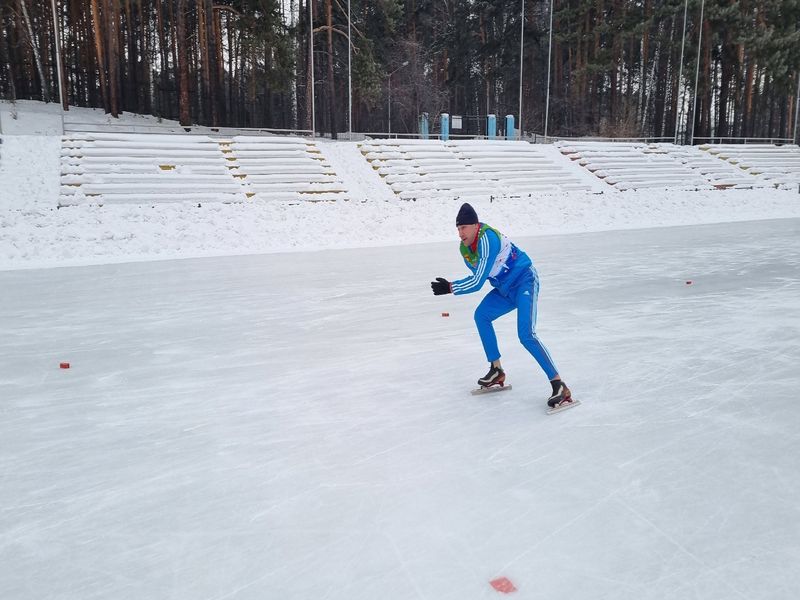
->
<box><xmin>1</xmin><ymin>0</ymin><xmax>799</xmax><ymax>141</ymax></box>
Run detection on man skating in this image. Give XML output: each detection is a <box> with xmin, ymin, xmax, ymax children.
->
<box><xmin>431</xmin><ymin>202</ymin><xmax>575</xmax><ymax>412</ymax></box>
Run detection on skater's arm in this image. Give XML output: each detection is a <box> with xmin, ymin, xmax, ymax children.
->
<box><xmin>451</xmin><ymin>230</ymin><xmax>500</xmax><ymax>295</ymax></box>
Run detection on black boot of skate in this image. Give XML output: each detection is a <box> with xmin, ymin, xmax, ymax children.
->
<box><xmin>478</xmin><ymin>364</ymin><xmax>505</xmax><ymax>388</ymax></box>
<box><xmin>547</xmin><ymin>379</ymin><xmax>572</xmax><ymax>408</ymax></box>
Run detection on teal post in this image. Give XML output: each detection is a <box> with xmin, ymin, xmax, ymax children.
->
<box><xmin>505</xmin><ymin>114</ymin><xmax>515</xmax><ymax>140</ymax></box>
<box><xmin>419</xmin><ymin>113</ymin><xmax>429</xmax><ymax>139</ymax></box>
<box><xmin>487</xmin><ymin>114</ymin><xmax>497</xmax><ymax>139</ymax></box>
<box><xmin>441</xmin><ymin>113</ymin><xmax>450</xmax><ymax>141</ymax></box>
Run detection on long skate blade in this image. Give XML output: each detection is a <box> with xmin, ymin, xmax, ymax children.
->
<box><xmin>547</xmin><ymin>399</ymin><xmax>581</xmax><ymax>415</ymax></box>
<box><xmin>471</xmin><ymin>384</ymin><xmax>513</xmax><ymax>396</ymax></box>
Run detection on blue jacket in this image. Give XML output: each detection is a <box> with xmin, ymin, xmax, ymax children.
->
<box><xmin>451</xmin><ymin>225</ymin><xmax>533</xmax><ymax>297</ymax></box>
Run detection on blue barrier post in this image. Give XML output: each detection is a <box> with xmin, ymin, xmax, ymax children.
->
<box><xmin>487</xmin><ymin>114</ymin><xmax>497</xmax><ymax>139</ymax></box>
<box><xmin>505</xmin><ymin>115</ymin><xmax>515</xmax><ymax>140</ymax></box>
<box><xmin>419</xmin><ymin>113</ymin><xmax>430</xmax><ymax>139</ymax></box>
<box><xmin>441</xmin><ymin>113</ymin><xmax>450</xmax><ymax>141</ymax></box>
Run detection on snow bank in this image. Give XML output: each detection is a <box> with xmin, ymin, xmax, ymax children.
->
<box><xmin>2</xmin><ymin>188</ymin><xmax>800</xmax><ymax>271</ymax></box>
<box><xmin>0</xmin><ymin>135</ymin><xmax>61</xmax><ymax>207</ymax></box>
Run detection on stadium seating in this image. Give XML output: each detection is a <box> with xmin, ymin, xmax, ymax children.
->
<box><xmin>229</xmin><ymin>136</ymin><xmax>347</xmax><ymax>202</ymax></box>
<box><xmin>698</xmin><ymin>144</ymin><xmax>800</xmax><ymax>189</ymax></box>
<box><xmin>60</xmin><ymin>132</ymin><xmax>246</xmax><ymax>205</ymax></box>
<box><xmin>557</xmin><ymin>141</ymin><xmax>712</xmax><ymax>190</ymax></box>
<box><xmin>59</xmin><ymin>133</ymin><xmax>348</xmax><ymax>205</ymax></box>
<box><xmin>448</xmin><ymin>140</ymin><xmax>594</xmax><ymax>194</ymax></box>
<box><xmin>361</xmin><ymin>138</ymin><xmax>594</xmax><ymax>200</ymax></box>
<box><xmin>660</xmin><ymin>144</ymin><xmax>766</xmax><ymax>189</ymax></box>
<box><xmin>59</xmin><ymin>132</ymin><xmax>798</xmax><ymax>206</ymax></box>
<box><xmin>360</xmin><ymin>139</ymin><xmax>490</xmax><ymax>201</ymax></box>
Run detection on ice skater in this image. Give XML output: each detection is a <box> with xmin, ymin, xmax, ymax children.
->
<box><xmin>431</xmin><ymin>202</ymin><xmax>575</xmax><ymax>412</ymax></box>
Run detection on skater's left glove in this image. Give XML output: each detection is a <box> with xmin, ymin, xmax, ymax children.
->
<box><xmin>431</xmin><ymin>277</ymin><xmax>452</xmax><ymax>295</ymax></box>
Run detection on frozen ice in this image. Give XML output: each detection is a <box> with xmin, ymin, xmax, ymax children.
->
<box><xmin>1</xmin><ymin>219</ymin><xmax>799</xmax><ymax>599</ymax></box>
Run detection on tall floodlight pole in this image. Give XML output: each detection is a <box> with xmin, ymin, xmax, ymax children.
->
<box><xmin>690</xmin><ymin>0</ymin><xmax>705</xmax><ymax>146</ymax></box>
<box><xmin>309</xmin><ymin>0</ymin><xmax>315</xmax><ymax>137</ymax></box>
<box><xmin>347</xmin><ymin>0</ymin><xmax>352</xmax><ymax>140</ymax></box>
<box><xmin>543</xmin><ymin>0</ymin><xmax>554</xmax><ymax>140</ymax></box>
<box><xmin>518</xmin><ymin>0</ymin><xmax>525</xmax><ymax>140</ymax></box>
<box><xmin>674</xmin><ymin>0</ymin><xmax>689</xmax><ymax>144</ymax></box>
<box><xmin>50</xmin><ymin>0</ymin><xmax>65</xmax><ymax>108</ymax></box>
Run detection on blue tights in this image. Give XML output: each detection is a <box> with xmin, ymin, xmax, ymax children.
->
<box><xmin>474</xmin><ymin>269</ymin><xmax>559</xmax><ymax>380</ymax></box>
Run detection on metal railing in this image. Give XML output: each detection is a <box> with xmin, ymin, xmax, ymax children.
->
<box><xmin>62</xmin><ymin>119</ymin><xmax>313</xmax><ymax>138</ymax></box>
<box><xmin>532</xmin><ymin>134</ymin><xmax>676</xmax><ymax>144</ymax></box>
<box><xmin>691</xmin><ymin>136</ymin><xmax>796</xmax><ymax>145</ymax></box>
<box><xmin>57</xmin><ymin>119</ymin><xmax>800</xmax><ymax>147</ymax></box>
<box><xmin>353</xmin><ymin>131</ymin><xmax>518</xmax><ymax>141</ymax></box>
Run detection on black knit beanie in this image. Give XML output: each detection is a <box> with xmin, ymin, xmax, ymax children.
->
<box><xmin>456</xmin><ymin>203</ymin><xmax>479</xmax><ymax>226</ymax></box>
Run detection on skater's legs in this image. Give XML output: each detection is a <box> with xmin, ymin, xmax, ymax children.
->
<box><xmin>515</xmin><ymin>271</ymin><xmax>560</xmax><ymax>380</ymax></box>
<box><xmin>474</xmin><ymin>289</ymin><xmax>515</xmax><ymax>362</ymax></box>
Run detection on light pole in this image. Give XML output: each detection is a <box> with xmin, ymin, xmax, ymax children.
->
<box><xmin>50</xmin><ymin>0</ymin><xmax>65</xmax><ymax>109</ymax></box>
<box><xmin>347</xmin><ymin>0</ymin><xmax>352</xmax><ymax>140</ymax></box>
<box><xmin>690</xmin><ymin>0</ymin><xmax>705</xmax><ymax>146</ymax></box>
<box><xmin>309</xmin><ymin>0</ymin><xmax>315</xmax><ymax>137</ymax></box>
<box><xmin>388</xmin><ymin>60</ymin><xmax>409</xmax><ymax>136</ymax></box>
<box><xmin>518</xmin><ymin>0</ymin><xmax>524</xmax><ymax>140</ymax></box>
<box><xmin>674</xmin><ymin>0</ymin><xmax>689</xmax><ymax>144</ymax></box>
<box><xmin>543</xmin><ymin>0</ymin><xmax>554</xmax><ymax>140</ymax></box>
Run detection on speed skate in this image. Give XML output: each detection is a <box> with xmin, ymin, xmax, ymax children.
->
<box><xmin>547</xmin><ymin>397</ymin><xmax>581</xmax><ymax>415</ymax></box>
<box><xmin>470</xmin><ymin>383</ymin><xmax>513</xmax><ymax>396</ymax></box>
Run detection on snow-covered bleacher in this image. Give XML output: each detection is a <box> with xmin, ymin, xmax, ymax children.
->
<box><xmin>361</xmin><ymin>138</ymin><xmax>593</xmax><ymax>200</ymax></box>
<box><xmin>557</xmin><ymin>141</ymin><xmax>712</xmax><ymax>191</ymax></box>
<box><xmin>661</xmin><ymin>145</ymin><xmax>765</xmax><ymax>189</ymax></box>
<box><xmin>698</xmin><ymin>144</ymin><xmax>800</xmax><ymax>189</ymax></box>
<box><xmin>448</xmin><ymin>140</ymin><xmax>593</xmax><ymax>194</ymax></box>
<box><xmin>361</xmin><ymin>139</ymin><xmax>488</xmax><ymax>200</ymax></box>
<box><xmin>60</xmin><ymin>132</ymin><xmax>246</xmax><ymax>205</ymax></box>
<box><xmin>228</xmin><ymin>136</ymin><xmax>347</xmax><ymax>202</ymax></box>
<box><xmin>60</xmin><ymin>133</ymin><xmax>348</xmax><ymax>205</ymax></box>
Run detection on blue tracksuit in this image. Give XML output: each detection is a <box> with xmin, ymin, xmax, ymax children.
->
<box><xmin>452</xmin><ymin>225</ymin><xmax>559</xmax><ymax>379</ymax></box>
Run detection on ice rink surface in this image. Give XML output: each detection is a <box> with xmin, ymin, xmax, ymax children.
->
<box><xmin>2</xmin><ymin>218</ymin><xmax>799</xmax><ymax>600</ymax></box>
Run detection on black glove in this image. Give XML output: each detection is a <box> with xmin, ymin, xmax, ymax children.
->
<box><xmin>431</xmin><ymin>277</ymin><xmax>452</xmax><ymax>295</ymax></box>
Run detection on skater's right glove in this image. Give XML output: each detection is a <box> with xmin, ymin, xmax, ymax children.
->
<box><xmin>431</xmin><ymin>277</ymin><xmax>452</xmax><ymax>295</ymax></box>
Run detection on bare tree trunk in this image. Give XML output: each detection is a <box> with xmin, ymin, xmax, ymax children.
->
<box><xmin>18</xmin><ymin>0</ymin><xmax>50</xmax><ymax>102</ymax></box>
<box><xmin>154</xmin><ymin>0</ymin><xmax>168</xmax><ymax>117</ymax></box>
<box><xmin>295</xmin><ymin>0</ymin><xmax>306</xmax><ymax>129</ymax></box>
<box><xmin>137</xmin><ymin>0</ymin><xmax>147</xmax><ymax>112</ymax></box>
<box><xmin>206</xmin><ymin>0</ymin><xmax>218</xmax><ymax>126</ymax></box>
<box><xmin>167</xmin><ymin>0</ymin><xmax>178</xmax><ymax>117</ymax></box>
<box><xmin>198</xmin><ymin>0</ymin><xmax>210</xmax><ymax>122</ymax></box>
<box><xmin>743</xmin><ymin>59</ymin><xmax>755</xmax><ymax>138</ymax></box>
<box><xmin>610</xmin><ymin>2</ymin><xmax>620</xmax><ymax>124</ymax></box>
<box><xmin>228</xmin><ymin>11</ymin><xmax>235</xmax><ymax>122</ymax></box>
<box><xmin>106</xmin><ymin>0</ymin><xmax>120</xmax><ymax>116</ymax></box>
<box><xmin>175</xmin><ymin>0</ymin><xmax>190</xmax><ymax>125</ymax></box>
<box><xmin>638</xmin><ymin>0</ymin><xmax>651</xmax><ymax>127</ymax></box>
<box><xmin>480</xmin><ymin>12</ymin><xmax>489</xmax><ymax>117</ymax></box>
<box><xmin>593</xmin><ymin>0</ymin><xmax>602</xmax><ymax>125</ymax></box>
<box><xmin>701</xmin><ymin>18</ymin><xmax>711</xmax><ymax>138</ymax></box>
<box><xmin>51</xmin><ymin>0</ymin><xmax>69</xmax><ymax>110</ymax></box>
<box><xmin>122</xmin><ymin>0</ymin><xmax>137</xmax><ymax>111</ymax></box>
<box><xmin>90</xmin><ymin>0</ymin><xmax>109</xmax><ymax>112</ymax></box>
<box><xmin>717</xmin><ymin>33</ymin><xmax>734</xmax><ymax>138</ymax></box>
<box><xmin>325</xmin><ymin>0</ymin><xmax>337</xmax><ymax>138</ymax></box>
<box><xmin>213</xmin><ymin>4</ymin><xmax>225</xmax><ymax>126</ymax></box>
<box><xmin>0</xmin><ymin>7</ymin><xmax>17</xmax><ymax>102</ymax></box>
<box><xmin>652</xmin><ymin>19</ymin><xmax>672</xmax><ymax>138</ymax></box>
